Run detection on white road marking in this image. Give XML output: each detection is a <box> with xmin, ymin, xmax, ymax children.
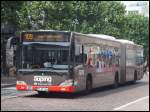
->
<box><xmin>113</xmin><ymin>96</ymin><xmax>149</xmax><ymax>110</ymax></box>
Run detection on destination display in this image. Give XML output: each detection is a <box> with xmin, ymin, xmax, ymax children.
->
<box><xmin>22</xmin><ymin>32</ymin><xmax>70</xmax><ymax>42</ymax></box>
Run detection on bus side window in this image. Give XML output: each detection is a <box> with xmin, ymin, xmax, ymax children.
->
<box><xmin>83</xmin><ymin>45</ymin><xmax>92</xmax><ymax>65</ymax></box>
<box><xmin>75</xmin><ymin>44</ymin><xmax>83</xmax><ymax>65</ymax></box>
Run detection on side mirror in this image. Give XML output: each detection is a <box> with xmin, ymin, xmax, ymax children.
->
<box><xmin>11</xmin><ymin>37</ymin><xmax>20</xmax><ymax>46</ymax></box>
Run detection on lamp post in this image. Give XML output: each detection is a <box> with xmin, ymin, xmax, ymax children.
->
<box><xmin>72</xmin><ymin>18</ymin><xmax>79</xmax><ymax>31</ymax></box>
<box><xmin>1</xmin><ymin>24</ymin><xmax>4</xmax><ymax>76</ymax></box>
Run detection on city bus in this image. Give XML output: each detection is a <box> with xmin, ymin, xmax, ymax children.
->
<box><xmin>16</xmin><ymin>30</ymin><xmax>144</xmax><ymax>94</ymax></box>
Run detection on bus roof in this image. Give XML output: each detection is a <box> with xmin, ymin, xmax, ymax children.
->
<box><xmin>88</xmin><ymin>34</ymin><xmax>116</xmax><ymax>40</ymax></box>
<box><xmin>22</xmin><ymin>30</ymin><xmax>70</xmax><ymax>33</ymax></box>
<box><xmin>136</xmin><ymin>44</ymin><xmax>143</xmax><ymax>48</ymax></box>
<box><xmin>116</xmin><ymin>39</ymin><xmax>135</xmax><ymax>44</ymax></box>
<box><xmin>73</xmin><ymin>32</ymin><xmax>121</xmax><ymax>44</ymax></box>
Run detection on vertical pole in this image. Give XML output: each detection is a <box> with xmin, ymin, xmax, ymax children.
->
<box><xmin>1</xmin><ymin>34</ymin><xmax>4</xmax><ymax>76</ymax></box>
<box><xmin>2</xmin><ymin>34</ymin><xmax>7</xmax><ymax>76</ymax></box>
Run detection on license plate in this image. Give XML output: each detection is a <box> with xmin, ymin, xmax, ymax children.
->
<box><xmin>36</xmin><ymin>88</ymin><xmax>48</xmax><ymax>91</ymax></box>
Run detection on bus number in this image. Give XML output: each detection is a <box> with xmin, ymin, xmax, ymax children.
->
<box><xmin>24</xmin><ymin>34</ymin><xmax>33</xmax><ymax>40</ymax></box>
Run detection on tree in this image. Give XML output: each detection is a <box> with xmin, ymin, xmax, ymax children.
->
<box><xmin>16</xmin><ymin>1</ymin><xmax>126</xmax><ymax>34</ymax></box>
<box><xmin>2</xmin><ymin>1</ymin><xmax>149</xmax><ymax>55</ymax></box>
<box><xmin>1</xmin><ymin>1</ymin><xmax>24</xmax><ymax>29</ymax></box>
<box><xmin>121</xmin><ymin>14</ymin><xmax>149</xmax><ymax>56</ymax></box>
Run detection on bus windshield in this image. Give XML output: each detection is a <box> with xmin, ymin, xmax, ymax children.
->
<box><xmin>21</xmin><ymin>42</ymin><xmax>70</xmax><ymax>70</ymax></box>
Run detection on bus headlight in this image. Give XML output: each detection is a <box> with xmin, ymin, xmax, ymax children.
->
<box><xmin>16</xmin><ymin>81</ymin><xmax>27</xmax><ymax>85</ymax></box>
<box><xmin>59</xmin><ymin>79</ymin><xmax>73</xmax><ymax>86</ymax></box>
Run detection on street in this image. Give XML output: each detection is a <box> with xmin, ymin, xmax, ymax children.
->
<box><xmin>1</xmin><ymin>74</ymin><xmax>149</xmax><ymax>111</ymax></box>
<box><xmin>1</xmin><ymin>1</ymin><xmax>149</xmax><ymax>111</ymax></box>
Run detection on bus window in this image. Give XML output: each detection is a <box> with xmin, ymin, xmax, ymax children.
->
<box><xmin>21</xmin><ymin>43</ymin><xmax>70</xmax><ymax>69</ymax></box>
<box><xmin>84</xmin><ymin>45</ymin><xmax>93</xmax><ymax>66</ymax></box>
<box><xmin>75</xmin><ymin>44</ymin><xmax>83</xmax><ymax>65</ymax></box>
<box><xmin>126</xmin><ymin>48</ymin><xmax>136</xmax><ymax>66</ymax></box>
<box><xmin>114</xmin><ymin>47</ymin><xmax>120</xmax><ymax>67</ymax></box>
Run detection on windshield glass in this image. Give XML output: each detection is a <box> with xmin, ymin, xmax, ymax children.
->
<box><xmin>21</xmin><ymin>42</ymin><xmax>70</xmax><ymax>70</ymax></box>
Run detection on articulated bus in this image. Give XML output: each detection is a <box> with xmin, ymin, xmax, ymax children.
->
<box><xmin>16</xmin><ymin>30</ymin><xmax>144</xmax><ymax>94</ymax></box>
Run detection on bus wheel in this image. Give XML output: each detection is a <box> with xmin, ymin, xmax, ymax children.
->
<box><xmin>86</xmin><ymin>76</ymin><xmax>92</xmax><ymax>94</ymax></box>
<box><xmin>113</xmin><ymin>73</ymin><xmax>119</xmax><ymax>88</ymax></box>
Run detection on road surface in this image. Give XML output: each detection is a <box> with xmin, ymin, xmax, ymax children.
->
<box><xmin>1</xmin><ymin>74</ymin><xmax>149</xmax><ymax>111</ymax></box>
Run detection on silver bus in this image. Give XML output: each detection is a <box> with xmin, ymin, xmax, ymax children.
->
<box><xmin>16</xmin><ymin>30</ymin><xmax>144</xmax><ymax>94</ymax></box>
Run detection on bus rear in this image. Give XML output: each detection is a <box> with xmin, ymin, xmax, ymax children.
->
<box><xmin>16</xmin><ymin>30</ymin><xmax>75</xmax><ymax>93</ymax></box>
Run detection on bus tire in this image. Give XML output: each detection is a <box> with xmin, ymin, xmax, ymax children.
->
<box><xmin>85</xmin><ymin>75</ymin><xmax>92</xmax><ymax>94</ymax></box>
<box><xmin>113</xmin><ymin>73</ymin><xmax>119</xmax><ymax>88</ymax></box>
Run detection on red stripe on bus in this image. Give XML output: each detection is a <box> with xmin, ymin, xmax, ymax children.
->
<box><xmin>32</xmin><ymin>85</ymin><xmax>75</xmax><ymax>93</ymax></box>
<box><xmin>48</xmin><ymin>86</ymin><xmax>75</xmax><ymax>93</ymax></box>
<box><xmin>17</xmin><ymin>85</ymin><xmax>75</xmax><ymax>93</ymax></box>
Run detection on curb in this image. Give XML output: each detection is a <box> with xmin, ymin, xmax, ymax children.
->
<box><xmin>1</xmin><ymin>84</ymin><xmax>16</xmax><ymax>88</ymax></box>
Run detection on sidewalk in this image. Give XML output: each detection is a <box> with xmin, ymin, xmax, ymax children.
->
<box><xmin>1</xmin><ymin>76</ymin><xmax>16</xmax><ymax>88</ymax></box>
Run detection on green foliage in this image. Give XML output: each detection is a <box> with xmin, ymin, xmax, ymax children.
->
<box><xmin>1</xmin><ymin>1</ymin><xmax>24</xmax><ymax>28</ymax></box>
<box><xmin>121</xmin><ymin>14</ymin><xmax>149</xmax><ymax>55</ymax></box>
<box><xmin>1</xmin><ymin>1</ymin><xmax>149</xmax><ymax>56</ymax></box>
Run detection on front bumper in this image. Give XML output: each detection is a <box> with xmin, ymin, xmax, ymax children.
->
<box><xmin>16</xmin><ymin>84</ymin><xmax>75</xmax><ymax>93</ymax></box>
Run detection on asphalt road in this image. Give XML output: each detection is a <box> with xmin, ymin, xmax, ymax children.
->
<box><xmin>1</xmin><ymin>74</ymin><xmax>149</xmax><ymax>111</ymax></box>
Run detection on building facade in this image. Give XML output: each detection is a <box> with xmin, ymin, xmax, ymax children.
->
<box><xmin>121</xmin><ymin>1</ymin><xmax>149</xmax><ymax>17</ymax></box>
